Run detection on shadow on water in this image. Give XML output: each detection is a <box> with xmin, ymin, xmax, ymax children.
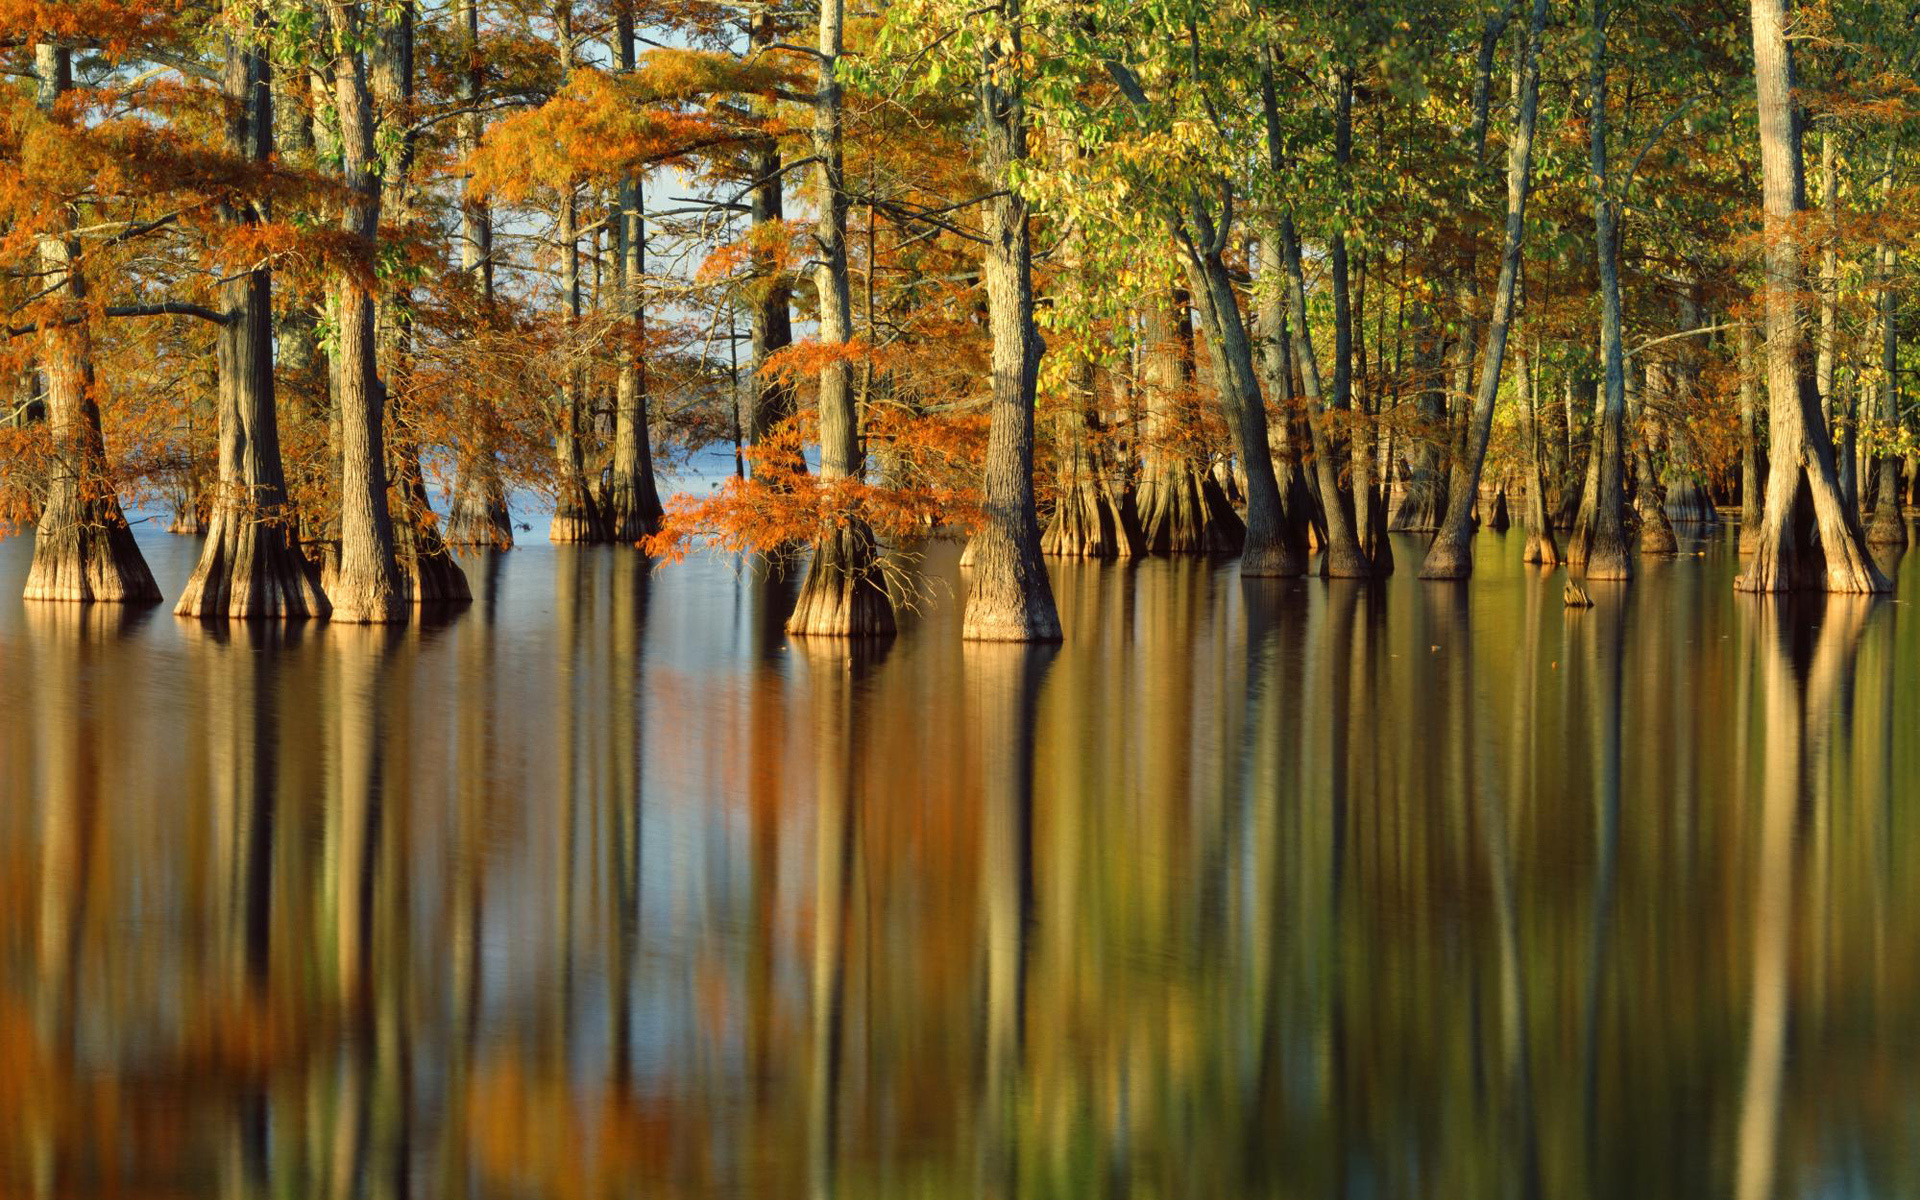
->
<box><xmin>4</xmin><ymin>530</ymin><xmax>1920</xmax><ymax>1198</ymax></box>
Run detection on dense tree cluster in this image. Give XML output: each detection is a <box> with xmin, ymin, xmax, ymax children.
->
<box><xmin>4</xmin><ymin>0</ymin><xmax>1919</xmax><ymax>635</ymax></box>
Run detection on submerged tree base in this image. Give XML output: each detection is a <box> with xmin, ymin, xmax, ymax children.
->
<box><xmin>1736</xmin><ymin>470</ymin><xmax>1888</xmax><ymax>594</ymax></box>
<box><xmin>1137</xmin><ymin>462</ymin><xmax>1244</xmax><ymax>555</ymax></box>
<box><xmin>603</xmin><ymin>481</ymin><xmax>664</xmax><ymax>545</ymax></box>
<box><xmin>1043</xmin><ymin>477</ymin><xmax>1143</xmax><ymax>559</ymax></box>
<box><xmin>25</xmin><ymin>497</ymin><xmax>162</xmax><ymax>604</ymax></box>
<box><xmin>549</xmin><ymin>482</ymin><xmax>609</xmax><ymax>544</ymax></box>
<box><xmin>1637</xmin><ymin>498</ymin><xmax>1679</xmax><ymax>555</ymax></box>
<box><xmin>1390</xmin><ymin>474</ymin><xmax>1447</xmax><ymax>532</ymax></box>
<box><xmin>446</xmin><ymin>474</ymin><xmax>514</xmax><ymax>549</ymax></box>
<box><xmin>175</xmin><ymin>510</ymin><xmax>329</xmax><ymax>619</ymax></box>
<box><xmin>1665</xmin><ymin>481</ymin><xmax>1719</xmax><ymax>526</ymax></box>
<box><xmin>788</xmin><ymin>521</ymin><xmax>896</xmax><ymax>638</ymax></box>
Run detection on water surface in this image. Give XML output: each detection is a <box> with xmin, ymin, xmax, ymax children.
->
<box><xmin>2</xmin><ymin>524</ymin><xmax>1917</xmax><ymax>1199</ymax></box>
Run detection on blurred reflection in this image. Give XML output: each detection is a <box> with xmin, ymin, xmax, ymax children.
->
<box><xmin>4</xmin><ymin>536</ymin><xmax>1919</xmax><ymax>1199</ymax></box>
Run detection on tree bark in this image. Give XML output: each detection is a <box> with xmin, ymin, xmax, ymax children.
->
<box><xmin>1421</xmin><ymin>0</ymin><xmax>1548</xmax><ymax>579</ymax></box>
<box><xmin>177</xmin><ymin>9</ymin><xmax>330</xmax><ymax>618</ymax></box>
<box><xmin>1135</xmin><ymin>291</ymin><xmax>1243</xmax><ymax>555</ymax></box>
<box><xmin>1632</xmin><ymin>364</ymin><xmax>1679</xmax><ymax>554</ymax></box>
<box><xmin>963</xmin><ymin>0</ymin><xmax>1061</xmax><ymax>641</ymax></box>
<box><xmin>1566</xmin><ymin>0</ymin><xmax>1633</xmax><ymax>581</ymax></box>
<box><xmin>374</xmin><ymin>0</ymin><xmax>470</xmax><ymax>605</ymax></box>
<box><xmin>788</xmin><ymin>0</ymin><xmax>894</xmax><ymax>637</ymax></box>
<box><xmin>1256</xmin><ymin>238</ymin><xmax>1316</xmax><ymax>566</ymax></box>
<box><xmin>1736</xmin><ymin>0</ymin><xmax>1887</xmax><ymax>592</ymax></box>
<box><xmin>445</xmin><ymin>0</ymin><xmax>514</xmax><ymax>548</ymax></box>
<box><xmin>1042</xmin><ymin>349</ymin><xmax>1141</xmax><ymax>558</ymax></box>
<box><xmin>1867</xmin><ymin>235</ymin><xmax>1906</xmax><ymax>546</ymax></box>
<box><xmin>322</xmin><ymin>3</ymin><xmax>406</xmax><ymax>621</ymax></box>
<box><xmin>1519</xmin><ymin>337</ymin><xmax>1562</xmax><ymax>565</ymax></box>
<box><xmin>1278</xmin><ymin>213</ymin><xmax>1371</xmax><ymax>577</ymax></box>
<box><xmin>604</xmin><ymin>11</ymin><xmax>665</xmax><ymax>542</ymax></box>
<box><xmin>1738</xmin><ymin>320</ymin><xmax>1765</xmax><ymax>551</ymax></box>
<box><xmin>745</xmin><ymin>3</ymin><xmax>799</xmax><ymax>478</ymax></box>
<box><xmin>22</xmin><ymin>44</ymin><xmax>161</xmax><ymax>605</ymax></box>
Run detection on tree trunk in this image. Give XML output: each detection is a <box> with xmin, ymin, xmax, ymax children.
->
<box><xmin>1278</xmin><ymin>214</ymin><xmax>1371</xmax><ymax>577</ymax></box>
<box><xmin>322</xmin><ymin>4</ymin><xmax>406</xmax><ymax>621</ymax></box>
<box><xmin>745</xmin><ymin>4</ymin><xmax>800</xmax><ymax>477</ymax></box>
<box><xmin>604</xmin><ymin>13</ymin><xmax>665</xmax><ymax>542</ymax></box>
<box><xmin>963</xmin><ymin>0</ymin><xmax>1060</xmax><ymax>641</ymax></box>
<box><xmin>1175</xmin><ymin>215</ymin><xmax>1294</xmax><ymax>575</ymax></box>
<box><xmin>1257</xmin><ymin>52</ymin><xmax>1365</xmax><ymax>575</ymax></box>
<box><xmin>788</xmin><ymin>0</ymin><xmax>894</xmax><ymax>637</ymax></box>
<box><xmin>1567</xmin><ymin>0</ymin><xmax>1633</xmax><ymax>581</ymax></box>
<box><xmin>1421</xmin><ymin>0</ymin><xmax>1548</xmax><ymax>579</ymax></box>
<box><xmin>1256</xmin><ymin>237</ymin><xmax>1315</xmax><ymax>565</ymax></box>
<box><xmin>1135</xmin><ymin>291</ymin><xmax>1244</xmax><ymax>556</ymax></box>
<box><xmin>177</xmin><ymin>14</ymin><xmax>330</xmax><ymax>618</ymax></box>
<box><xmin>1736</xmin><ymin>0</ymin><xmax>1887</xmax><ymax>593</ymax></box>
<box><xmin>1519</xmin><ymin>338</ymin><xmax>1562</xmax><ymax>565</ymax></box>
<box><xmin>374</xmin><ymin>0</ymin><xmax>470</xmax><ymax>606</ymax></box>
<box><xmin>445</xmin><ymin>0</ymin><xmax>513</xmax><ymax>548</ymax></box>
<box><xmin>547</xmin><ymin>6</ymin><xmax>606</xmax><ymax>545</ymax></box>
<box><xmin>22</xmin><ymin>44</ymin><xmax>161</xmax><ymax>605</ymax></box>
<box><xmin>1632</xmin><ymin>365</ymin><xmax>1679</xmax><ymax>555</ymax></box>
<box><xmin>1867</xmin><ymin>234</ymin><xmax>1906</xmax><ymax>546</ymax></box>
<box><xmin>1042</xmin><ymin>351</ymin><xmax>1141</xmax><ymax>558</ymax></box>
<box><xmin>1738</xmin><ymin>320</ymin><xmax>1766</xmax><ymax>551</ymax></box>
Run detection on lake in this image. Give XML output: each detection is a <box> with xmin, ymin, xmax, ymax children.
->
<box><xmin>1</xmin><ymin>520</ymin><xmax>1916</xmax><ymax>1199</ymax></box>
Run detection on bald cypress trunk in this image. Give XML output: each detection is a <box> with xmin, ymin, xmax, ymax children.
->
<box><xmin>1867</xmin><ymin>168</ymin><xmax>1906</xmax><ymax>547</ymax></box>
<box><xmin>445</xmin><ymin>0</ymin><xmax>513</xmax><ymax>548</ymax></box>
<box><xmin>1256</xmin><ymin>238</ymin><xmax>1316</xmax><ymax>566</ymax></box>
<box><xmin>375</xmin><ymin>1</ymin><xmax>469</xmax><ymax>605</ymax></box>
<box><xmin>1567</xmin><ymin>0</ymin><xmax>1633</xmax><ymax>581</ymax></box>
<box><xmin>322</xmin><ymin>2</ymin><xmax>405</xmax><ymax>622</ymax></box>
<box><xmin>22</xmin><ymin>45</ymin><xmax>160</xmax><ymax>605</ymax></box>
<box><xmin>1421</xmin><ymin>0</ymin><xmax>1548</xmax><ymax>579</ymax></box>
<box><xmin>178</xmin><ymin>11</ymin><xmax>329</xmax><ymax>618</ymax></box>
<box><xmin>604</xmin><ymin>12</ymin><xmax>665</xmax><ymax>542</ymax></box>
<box><xmin>745</xmin><ymin>4</ymin><xmax>799</xmax><ymax>478</ymax></box>
<box><xmin>1135</xmin><ymin>291</ymin><xmax>1243</xmax><ymax>556</ymax></box>
<box><xmin>1518</xmin><ymin>338</ymin><xmax>1562</xmax><ymax>566</ymax></box>
<box><xmin>1736</xmin><ymin>0</ymin><xmax>1887</xmax><ymax>593</ymax></box>
<box><xmin>963</xmin><ymin>0</ymin><xmax>1060</xmax><ymax>641</ymax></box>
<box><xmin>1632</xmin><ymin>365</ymin><xmax>1679</xmax><ymax>555</ymax></box>
<box><xmin>787</xmin><ymin>0</ymin><xmax>894</xmax><ymax>637</ymax></box>
<box><xmin>1277</xmin><ymin>213</ymin><xmax>1371</xmax><ymax>577</ymax></box>
<box><xmin>1042</xmin><ymin>350</ymin><xmax>1141</xmax><ymax>558</ymax></box>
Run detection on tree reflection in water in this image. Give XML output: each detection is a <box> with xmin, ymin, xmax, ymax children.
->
<box><xmin>2</xmin><ymin>536</ymin><xmax>1918</xmax><ymax>1198</ymax></box>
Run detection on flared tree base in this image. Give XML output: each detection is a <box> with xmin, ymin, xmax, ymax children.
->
<box><xmin>1390</xmin><ymin>475</ymin><xmax>1448</xmax><ymax>533</ymax></box>
<box><xmin>1138</xmin><ymin>463</ymin><xmax>1244</xmax><ymax>555</ymax></box>
<box><xmin>549</xmin><ymin>478</ymin><xmax>610</xmax><ymax>544</ymax></box>
<box><xmin>445</xmin><ymin>477</ymin><xmax>514</xmax><ymax>550</ymax></box>
<box><xmin>1735</xmin><ymin>470</ymin><xmax>1889</xmax><ymax>594</ymax></box>
<box><xmin>603</xmin><ymin>476</ymin><xmax>665</xmax><ymax>544</ymax></box>
<box><xmin>961</xmin><ymin>524</ymin><xmax>1061</xmax><ymax>644</ymax></box>
<box><xmin>1665</xmin><ymin>481</ymin><xmax>1719</xmax><ymax>526</ymax></box>
<box><xmin>1041</xmin><ymin>478</ymin><xmax>1142</xmax><ymax>559</ymax></box>
<box><xmin>321</xmin><ymin>558</ymin><xmax>406</xmax><ymax>624</ymax></box>
<box><xmin>25</xmin><ymin>496</ymin><xmax>162</xmax><ymax>604</ymax></box>
<box><xmin>1637</xmin><ymin>500</ymin><xmax>1679</xmax><ymax>555</ymax></box>
<box><xmin>1866</xmin><ymin>502</ymin><xmax>1907</xmax><ymax>548</ymax></box>
<box><xmin>788</xmin><ymin>521</ymin><xmax>896</xmax><ymax>637</ymax></box>
<box><xmin>175</xmin><ymin>508</ymin><xmax>329</xmax><ymax>619</ymax></box>
<box><xmin>1487</xmin><ymin>488</ymin><xmax>1511</xmax><ymax>533</ymax></box>
<box><xmin>1567</xmin><ymin>520</ymin><xmax>1633</xmax><ymax>582</ymax></box>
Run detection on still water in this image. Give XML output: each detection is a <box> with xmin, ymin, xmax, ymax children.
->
<box><xmin>2</xmin><ymin>523</ymin><xmax>1917</xmax><ymax>1199</ymax></box>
